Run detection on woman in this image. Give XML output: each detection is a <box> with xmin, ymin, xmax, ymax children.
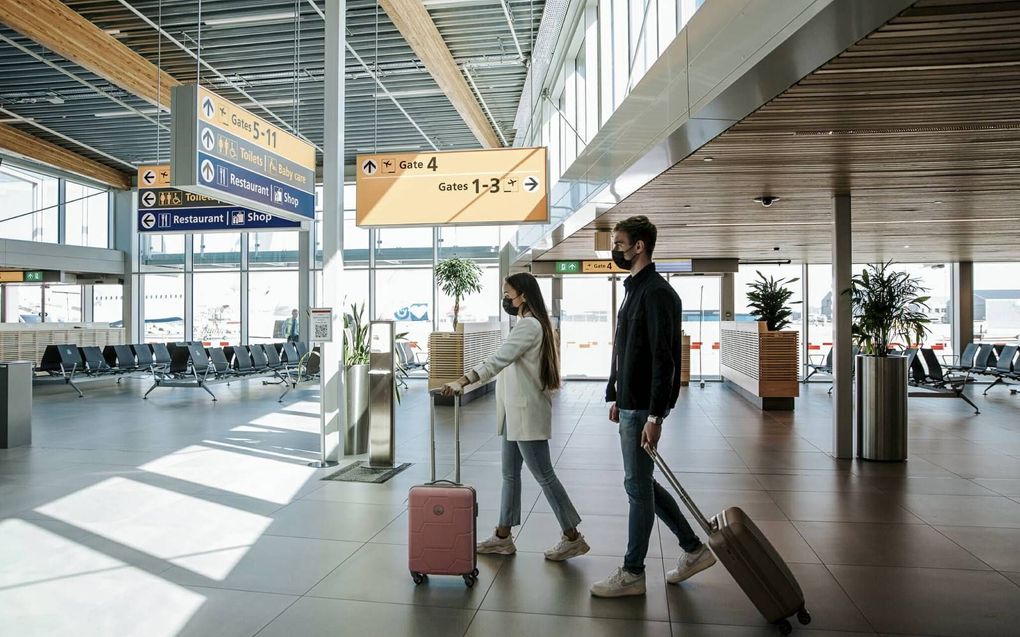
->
<box><xmin>442</xmin><ymin>272</ymin><xmax>589</xmax><ymax>561</ymax></box>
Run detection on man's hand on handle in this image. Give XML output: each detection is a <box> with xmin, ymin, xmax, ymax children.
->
<box><xmin>641</xmin><ymin>418</ymin><xmax>662</xmax><ymax>451</ymax></box>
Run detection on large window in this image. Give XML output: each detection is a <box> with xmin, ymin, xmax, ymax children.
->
<box><xmin>670</xmin><ymin>275</ymin><xmax>722</xmax><ymax>379</ymax></box>
<box><xmin>43</xmin><ymin>285</ymin><xmax>82</xmax><ymax>323</ymax></box>
<box><xmin>436</xmin><ymin>266</ymin><xmax>500</xmax><ymax>331</ymax></box>
<box><xmin>3</xmin><ymin>285</ymin><xmax>42</xmax><ymax>323</ymax></box>
<box><xmin>375</xmin><ymin>228</ymin><xmax>433</xmax><ymax>265</ymax></box>
<box><xmin>93</xmin><ymin>284</ymin><xmax>123</xmax><ymax>325</ymax></box>
<box><xmin>560</xmin><ymin>275</ymin><xmax>614</xmax><ymax>378</ymax></box>
<box><xmin>974</xmin><ymin>263</ymin><xmax>1020</xmax><ymax>343</ymax></box>
<box><xmin>65</xmin><ymin>181</ymin><xmax>109</xmax><ymax>248</ymax></box>
<box><xmin>0</xmin><ymin>164</ymin><xmax>58</xmax><ymax>243</ymax></box>
<box><xmin>143</xmin><ymin>274</ymin><xmax>184</xmax><ymax>342</ymax></box>
<box><xmin>194</xmin><ymin>272</ymin><xmax>240</xmax><ymax>344</ymax></box>
<box><xmin>249</xmin><ymin>231</ymin><xmax>299</xmax><ymax>269</ymax></box>
<box><xmin>141</xmin><ymin>235</ymin><xmax>185</xmax><ymax>270</ymax></box>
<box><xmin>805</xmin><ymin>264</ymin><xmax>833</xmax><ymax>378</ymax></box>
<box><xmin>249</xmin><ymin>271</ymin><xmax>298</xmax><ymax>343</ymax></box>
<box><xmin>375</xmin><ymin>268</ymin><xmax>433</xmax><ymax>351</ymax></box>
<box><xmin>194</xmin><ymin>233</ymin><xmax>241</xmax><ymax>269</ymax></box>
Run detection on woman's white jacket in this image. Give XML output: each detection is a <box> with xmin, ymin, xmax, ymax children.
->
<box><xmin>471</xmin><ymin>316</ymin><xmax>552</xmax><ymax>441</ymax></box>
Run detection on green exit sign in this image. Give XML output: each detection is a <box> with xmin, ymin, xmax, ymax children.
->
<box><xmin>24</xmin><ymin>271</ymin><xmax>44</xmax><ymax>282</ymax></box>
<box><xmin>555</xmin><ymin>261</ymin><xmax>580</xmax><ymax>274</ymax></box>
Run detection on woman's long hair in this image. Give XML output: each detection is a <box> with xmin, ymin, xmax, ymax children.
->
<box><xmin>505</xmin><ymin>272</ymin><xmax>561</xmax><ymax>391</ymax></box>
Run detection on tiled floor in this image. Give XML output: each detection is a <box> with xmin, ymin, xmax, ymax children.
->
<box><xmin>3</xmin><ymin>377</ymin><xmax>1020</xmax><ymax>636</ymax></box>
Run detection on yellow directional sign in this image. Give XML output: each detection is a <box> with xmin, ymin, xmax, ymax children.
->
<box><xmin>137</xmin><ymin>165</ymin><xmax>171</xmax><ymax>188</ymax></box>
<box><xmin>355</xmin><ymin>147</ymin><xmax>549</xmax><ymax>227</ymax></box>
<box><xmin>196</xmin><ymin>86</ymin><xmax>314</xmax><ymax>168</ymax></box>
<box><xmin>582</xmin><ymin>260</ymin><xmax>628</xmax><ymax>274</ymax></box>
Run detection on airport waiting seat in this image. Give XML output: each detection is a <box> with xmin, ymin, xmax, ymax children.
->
<box><xmin>206</xmin><ymin>348</ymin><xmax>235</xmax><ymax>375</ymax></box>
<box><xmin>910</xmin><ymin>348</ymin><xmax>980</xmax><ymax>413</ymax></box>
<box><xmin>103</xmin><ymin>344</ymin><xmax>139</xmax><ymax>372</ymax></box>
<box><xmin>279</xmin><ymin>342</ymin><xmax>301</xmax><ymax>368</ymax></box>
<box><xmin>79</xmin><ymin>346</ymin><xmax>116</xmax><ymax>376</ymax></box>
<box><xmin>248</xmin><ymin>345</ymin><xmax>271</xmax><ymax>372</ymax></box>
<box><xmin>943</xmin><ymin>342</ymin><xmax>978</xmax><ymax>375</ymax></box>
<box><xmin>131</xmin><ymin>344</ymin><xmax>155</xmax><ymax>370</ymax></box>
<box><xmin>151</xmin><ymin>343</ymin><xmax>172</xmax><ymax>371</ymax></box>
<box><xmin>397</xmin><ymin>341</ymin><xmax>428</xmax><ymax>373</ymax></box>
<box><xmin>230</xmin><ymin>346</ymin><xmax>256</xmax><ymax>375</ymax></box>
<box><xmin>38</xmin><ymin>344</ymin><xmax>82</xmax><ymax>374</ymax></box>
<box><xmin>296</xmin><ymin>341</ymin><xmax>310</xmax><ymax>360</ymax></box>
<box><xmin>804</xmin><ymin>348</ymin><xmax>833</xmax><ymax>382</ymax></box>
<box><xmin>264</xmin><ymin>344</ymin><xmax>285</xmax><ymax>370</ymax></box>
<box><xmin>983</xmin><ymin>345</ymin><xmax>1019</xmax><ymax>395</ymax></box>
<box><xmin>969</xmin><ymin>344</ymin><xmax>998</xmax><ymax>376</ymax></box>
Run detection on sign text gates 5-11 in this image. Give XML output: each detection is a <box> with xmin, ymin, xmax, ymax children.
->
<box><xmin>170</xmin><ymin>85</ymin><xmax>316</xmax><ymax>223</ymax></box>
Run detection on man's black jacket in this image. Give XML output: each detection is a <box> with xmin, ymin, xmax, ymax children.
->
<box><xmin>606</xmin><ymin>263</ymin><xmax>683</xmax><ymax>418</ymax></box>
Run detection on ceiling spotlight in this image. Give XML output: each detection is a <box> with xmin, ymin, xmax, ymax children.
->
<box><xmin>683</xmin><ymin>204</ymin><xmax>691</xmax><ymax>209</ymax></box>
<box><xmin>903</xmin><ymin>245</ymin><xmax>911</xmax><ymax>249</ymax></box>
<box><xmin>753</xmin><ymin>196</ymin><xmax>780</xmax><ymax>207</ymax></box>
<box><xmin>933</xmin><ymin>200</ymin><xmax>943</xmax><ymax>204</ymax></box>
<box><xmin>703</xmin><ymin>157</ymin><xmax>714</xmax><ymax>162</ymax></box>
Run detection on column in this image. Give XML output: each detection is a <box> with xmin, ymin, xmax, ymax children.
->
<box><xmin>298</xmin><ymin>229</ymin><xmax>311</xmax><ymax>339</ymax></box>
<box><xmin>318</xmin><ymin>0</ymin><xmax>346</xmax><ymax>462</ymax></box>
<box><xmin>952</xmin><ymin>261</ymin><xmax>974</xmax><ymax>353</ymax></box>
<box><xmin>720</xmin><ymin>272</ymin><xmax>735</xmax><ymax>322</ymax></box>
<box><xmin>82</xmin><ymin>285</ymin><xmax>94</xmax><ymax>322</ymax></box>
<box><xmin>111</xmin><ymin>189</ymin><xmax>140</xmax><ymax>342</ymax></box>
<box><xmin>832</xmin><ymin>194</ymin><xmax>853</xmax><ymax>459</ymax></box>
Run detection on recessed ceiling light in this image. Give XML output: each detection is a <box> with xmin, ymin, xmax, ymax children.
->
<box><xmin>934</xmin><ymin>200</ymin><xmax>943</xmax><ymax>204</ymax></box>
<box><xmin>204</xmin><ymin>11</ymin><xmax>296</xmax><ymax>27</ymax></box>
<box><xmin>683</xmin><ymin>204</ymin><xmax>691</xmax><ymax>208</ymax></box>
<box><xmin>703</xmin><ymin>157</ymin><xmax>713</xmax><ymax>162</ymax></box>
<box><xmin>903</xmin><ymin>245</ymin><xmax>911</xmax><ymax>249</ymax></box>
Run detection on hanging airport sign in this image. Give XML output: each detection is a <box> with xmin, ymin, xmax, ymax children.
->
<box><xmin>555</xmin><ymin>261</ymin><xmax>581</xmax><ymax>274</ymax></box>
<box><xmin>171</xmin><ymin>85</ymin><xmax>316</xmax><ymax>222</ymax></box>
<box><xmin>355</xmin><ymin>147</ymin><xmax>549</xmax><ymax>227</ymax></box>
<box><xmin>23</xmin><ymin>271</ymin><xmax>44</xmax><ymax>282</ymax></box>
<box><xmin>0</xmin><ymin>271</ymin><xmax>24</xmax><ymax>283</ymax></box>
<box><xmin>137</xmin><ymin>164</ymin><xmax>301</xmax><ymax>234</ymax></box>
<box><xmin>309</xmin><ymin>308</ymin><xmax>334</xmax><ymax>343</ymax></box>
<box><xmin>582</xmin><ymin>260</ymin><xmax>629</xmax><ymax>274</ymax></box>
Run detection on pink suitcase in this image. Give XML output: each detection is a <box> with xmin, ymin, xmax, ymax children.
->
<box><xmin>408</xmin><ymin>391</ymin><xmax>479</xmax><ymax>587</ymax></box>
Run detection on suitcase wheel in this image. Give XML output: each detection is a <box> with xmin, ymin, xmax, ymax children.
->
<box><xmin>777</xmin><ymin>619</ymin><xmax>792</xmax><ymax>636</ymax></box>
<box><xmin>411</xmin><ymin>572</ymin><xmax>427</xmax><ymax>585</ymax></box>
<box><xmin>463</xmin><ymin>572</ymin><xmax>478</xmax><ymax>588</ymax></box>
<box><xmin>797</xmin><ymin>609</ymin><xmax>811</xmax><ymax>625</ymax></box>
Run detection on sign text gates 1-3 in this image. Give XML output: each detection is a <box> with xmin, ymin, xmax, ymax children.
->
<box><xmin>171</xmin><ymin>84</ymin><xmax>316</xmax><ymax>222</ymax></box>
<box><xmin>136</xmin><ymin>165</ymin><xmax>300</xmax><ymax>234</ymax></box>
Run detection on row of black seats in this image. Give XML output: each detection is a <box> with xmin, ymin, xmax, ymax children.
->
<box><xmin>947</xmin><ymin>342</ymin><xmax>1020</xmax><ymax>395</ymax></box>
<box><xmin>37</xmin><ymin>343</ymin><xmax>173</xmax><ymax>377</ymax></box>
<box><xmin>164</xmin><ymin>342</ymin><xmax>311</xmax><ymax>379</ymax></box>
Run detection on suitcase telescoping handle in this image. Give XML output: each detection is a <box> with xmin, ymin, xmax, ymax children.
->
<box><xmin>645</xmin><ymin>444</ymin><xmax>716</xmax><ymax>535</ymax></box>
<box><xmin>429</xmin><ymin>389</ymin><xmax>463</xmax><ymax>484</ymax></box>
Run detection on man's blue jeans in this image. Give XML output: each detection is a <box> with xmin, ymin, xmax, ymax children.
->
<box><xmin>619</xmin><ymin>408</ymin><xmax>702</xmax><ymax>573</ymax></box>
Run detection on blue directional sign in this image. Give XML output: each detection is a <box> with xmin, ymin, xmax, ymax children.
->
<box><xmin>196</xmin><ymin>152</ymin><xmax>314</xmax><ymax>219</ymax></box>
<box><xmin>138</xmin><ymin>207</ymin><xmax>301</xmax><ymax>234</ymax></box>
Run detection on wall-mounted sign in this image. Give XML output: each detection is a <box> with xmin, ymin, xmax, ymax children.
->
<box><xmin>355</xmin><ymin>147</ymin><xmax>549</xmax><ymax>227</ymax></box>
<box><xmin>171</xmin><ymin>85</ymin><xmax>316</xmax><ymax>222</ymax></box>
<box><xmin>23</xmin><ymin>271</ymin><xmax>44</xmax><ymax>282</ymax></box>
<box><xmin>310</xmin><ymin>307</ymin><xmax>333</xmax><ymax>343</ymax></box>
<box><xmin>0</xmin><ymin>271</ymin><xmax>24</xmax><ymax>283</ymax></box>
<box><xmin>555</xmin><ymin>261</ymin><xmax>581</xmax><ymax>274</ymax></box>
<box><xmin>137</xmin><ymin>165</ymin><xmax>300</xmax><ymax>234</ymax></box>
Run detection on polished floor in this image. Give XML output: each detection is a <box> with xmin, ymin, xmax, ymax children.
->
<box><xmin>3</xmin><ymin>376</ymin><xmax>1020</xmax><ymax>636</ymax></box>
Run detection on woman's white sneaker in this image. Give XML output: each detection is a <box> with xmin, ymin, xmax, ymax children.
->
<box><xmin>666</xmin><ymin>544</ymin><xmax>717</xmax><ymax>584</ymax></box>
<box><xmin>590</xmin><ymin>567</ymin><xmax>646</xmax><ymax>597</ymax></box>
<box><xmin>544</xmin><ymin>534</ymin><xmax>590</xmax><ymax>561</ymax></box>
<box><xmin>477</xmin><ymin>533</ymin><xmax>516</xmax><ymax>555</ymax></box>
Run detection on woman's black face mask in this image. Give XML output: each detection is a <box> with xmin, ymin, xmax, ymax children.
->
<box><xmin>502</xmin><ymin>296</ymin><xmax>520</xmax><ymax>316</ymax></box>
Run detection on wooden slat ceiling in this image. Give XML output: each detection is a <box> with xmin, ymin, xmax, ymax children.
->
<box><xmin>539</xmin><ymin>0</ymin><xmax>1020</xmax><ymax>265</ymax></box>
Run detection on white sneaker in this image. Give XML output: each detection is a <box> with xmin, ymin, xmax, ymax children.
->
<box><xmin>544</xmin><ymin>534</ymin><xmax>590</xmax><ymax>561</ymax></box>
<box><xmin>590</xmin><ymin>567</ymin><xmax>646</xmax><ymax>598</ymax></box>
<box><xmin>476</xmin><ymin>532</ymin><xmax>516</xmax><ymax>555</ymax></box>
<box><xmin>666</xmin><ymin>544</ymin><xmax>717</xmax><ymax>584</ymax></box>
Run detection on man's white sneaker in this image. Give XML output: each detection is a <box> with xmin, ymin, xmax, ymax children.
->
<box><xmin>590</xmin><ymin>567</ymin><xmax>646</xmax><ymax>598</ymax></box>
<box><xmin>476</xmin><ymin>532</ymin><xmax>516</xmax><ymax>555</ymax></box>
<box><xmin>666</xmin><ymin>544</ymin><xmax>717</xmax><ymax>584</ymax></box>
<box><xmin>544</xmin><ymin>534</ymin><xmax>590</xmax><ymax>561</ymax></box>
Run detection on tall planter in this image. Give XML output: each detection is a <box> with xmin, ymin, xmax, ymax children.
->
<box><xmin>344</xmin><ymin>363</ymin><xmax>370</xmax><ymax>456</ymax></box>
<box><xmin>855</xmin><ymin>355</ymin><xmax>908</xmax><ymax>461</ymax></box>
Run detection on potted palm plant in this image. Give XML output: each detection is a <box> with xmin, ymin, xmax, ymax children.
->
<box><xmin>747</xmin><ymin>271</ymin><xmax>801</xmax><ymax>330</ymax></box>
<box><xmin>434</xmin><ymin>257</ymin><xmax>483</xmax><ymax>331</ymax></box>
<box><xmin>851</xmin><ymin>262</ymin><xmax>932</xmax><ymax>461</ymax></box>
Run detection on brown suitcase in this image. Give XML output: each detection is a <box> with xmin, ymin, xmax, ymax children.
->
<box><xmin>648</xmin><ymin>446</ymin><xmax>811</xmax><ymax>635</ymax></box>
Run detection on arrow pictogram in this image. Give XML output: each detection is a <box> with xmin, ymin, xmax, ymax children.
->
<box><xmin>201</xmin><ymin>160</ymin><xmax>215</xmax><ymax>182</ymax></box>
<box><xmin>202</xmin><ymin>97</ymin><xmax>215</xmax><ymax>118</ymax></box>
<box><xmin>361</xmin><ymin>159</ymin><xmax>378</xmax><ymax>175</ymax></box>
<box><xmin>524</xmin><ymin>176</ymin><xmax>540</xmax><ymax>192</ymax></box>
<box><xmin>141</xmin><ymin>191</ymin><xmax>156</xmax><ymax>207</ymax></box>
<box><xmin>142</xmin><ymin>170</ymin><xmax>155</xmax><ymax>185</ymax></box>
<box><xmin>201</xmin><ymin>128</ymin><xmax>215</xmax><ymax>151</ymax></box>
<box><xmin>141</xmin><ymin>213</ymin><xmax>156</xmax><ymax>229</ymax></box>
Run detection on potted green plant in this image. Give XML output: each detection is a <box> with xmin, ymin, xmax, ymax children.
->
<box><xmin>434</xmin><ymin>257</ymin><xmax>483</xmax><ymax>331</ymax></box>
<box><xmin>850</xmin><ymin>262</ymin><xmax>932</xmax><ymax>461</ymax></box>
<box><xmin>747</xmin><ymin>271</ymin><xmax>801</xmax><ymax>330</ymax></box>
<box><xmin>343</xmin><ymin>302</ymin><xmax>371</xmax><ymax>456</ymax></box>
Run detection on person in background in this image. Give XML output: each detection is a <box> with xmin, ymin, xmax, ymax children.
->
<box><xmin>442</xmin><ymin>272</ymin><xmax>589</xmax><ymax>562</ymax></box>
<box><xmin>590</xmin><ymin>215</ymin><xmax>717</xmax><ymax>598</ymax></box>
<box><xmin>284</xmin><ymin>309</ymin><xmax>300</xmax><ymax>343</ymax></box>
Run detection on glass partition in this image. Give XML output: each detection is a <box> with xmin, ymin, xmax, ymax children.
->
<box><xmin>248</xmin><ymin>271</ymin><xmax>298</xmax><ymax>343</ymax></box>
<box><xmin>194</xmin><ymin>272</ymin><xmax>240</xmax><ymax>344</ymax></box>
<box><xmin>143</xmin><ymin>274</ymin><xmax>184</xmax><ymax>342</ymax></box>
<box><xmin>974</xmin><ymin>263</ymin><xmax>1020</xmax><ymax>343</ymax></box>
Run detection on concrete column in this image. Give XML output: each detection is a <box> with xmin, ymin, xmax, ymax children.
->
<box><xmin>111</xmin><ymin>189</ymin><xmax>139</xmax><ymax>341</ymax></box>
<box><xmin>952</xmin><ymin>262</ymin><xmax>974</xmax><ymax>352</ymax></box>
<box><xmin>832</xmin><ymin>194</ymin><xmax>853</xmax><ymax>459</ymax></box>
<box><xmin>239</xmin><ymin>234</ymin><xmax>249</xmax><ymax>345</ymax></box>
<box><xmin>57</xmin><ymin>179</ymin><xmax>66</xmax><ymax>245</ymax></box>
<box><xmin>82</xmin><ymin>285</ymin><xmax>94</xmax><ymax>322</ymax></box>
<box><xmin>318</xmin><ymin>0</ymin><xmax>346</xmax><ymax>462</ymax></box>
<box><xmin>720</xmin><ymin>272</ymin><xmax>735</xmax><ymax>322</ymax></box>
<box><xmin>184</xmin><ymin>235</ymin><xmax>194</xmax><ymax>342</ymax></box>
<box><xmin>551</xmin><ymin>275</ymin><xmax>563</xmax><ymax>350</ymax></box>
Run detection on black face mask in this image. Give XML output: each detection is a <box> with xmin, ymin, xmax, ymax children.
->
<box><xmin>502</xmin><ymin>297</ymin><xmax>520</xmax><ymax>316</ymax></box>
<box><xmin>612</xmin><ymin>248</ymin><xmax>634</xmax><ymax>271</ymax></box>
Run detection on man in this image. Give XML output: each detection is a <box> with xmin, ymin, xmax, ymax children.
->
<box><xmin>284</xmin><ymin>309</ymin><xmax>300</xmax><ymax>343</ymax></box>
<box><xmin>590</xmin><ymin>215</ymin><xmax>716</xmax><ymax>598</ymax></box>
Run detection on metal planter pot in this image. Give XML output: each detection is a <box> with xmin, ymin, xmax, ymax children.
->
<box><xmin>344</xmin><ymin>364</ymin><xmax>370</xmax><ymax>455</ymax></box>
<box><xmin>855</xmin><ymin>354</ymin><xmax>908</xmax><ymax>461</ymax></box>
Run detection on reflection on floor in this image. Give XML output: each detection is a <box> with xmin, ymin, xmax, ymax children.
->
<box><xmin>3</xmin><ymin>379</ymin><xmax>1020</xmax><ymax>636</ymax></box>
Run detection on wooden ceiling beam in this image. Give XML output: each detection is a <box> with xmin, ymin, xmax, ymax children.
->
<box><xmin>0</xmin><ymin>0</ymin><xmax>179</xmax><ymax>110</ymax></box>
<box><xmin>378</xmin><ymin>0</ymin><xmax>502</xmax><ymax>148</ymax></box>
<box><xmin>0</xmin><ymin>123</ymin><xmax>131</xmax><ymax>189</ymax></box>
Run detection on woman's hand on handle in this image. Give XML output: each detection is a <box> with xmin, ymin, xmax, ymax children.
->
<box><xmin>440</xmin><ymin>375</ymin><xmax>472</xmax><ymax>397</ymax></box>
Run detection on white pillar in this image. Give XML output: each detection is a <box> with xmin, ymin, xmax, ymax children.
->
<box><xmin>319</xmin><ymin>0</ymin><xmax>346</xmax><ymax>462</ymax></box>
<box><xmin>832</xmin><ymin>194</ymin><xmax>853</xmax><ymax>459</ymax></box>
